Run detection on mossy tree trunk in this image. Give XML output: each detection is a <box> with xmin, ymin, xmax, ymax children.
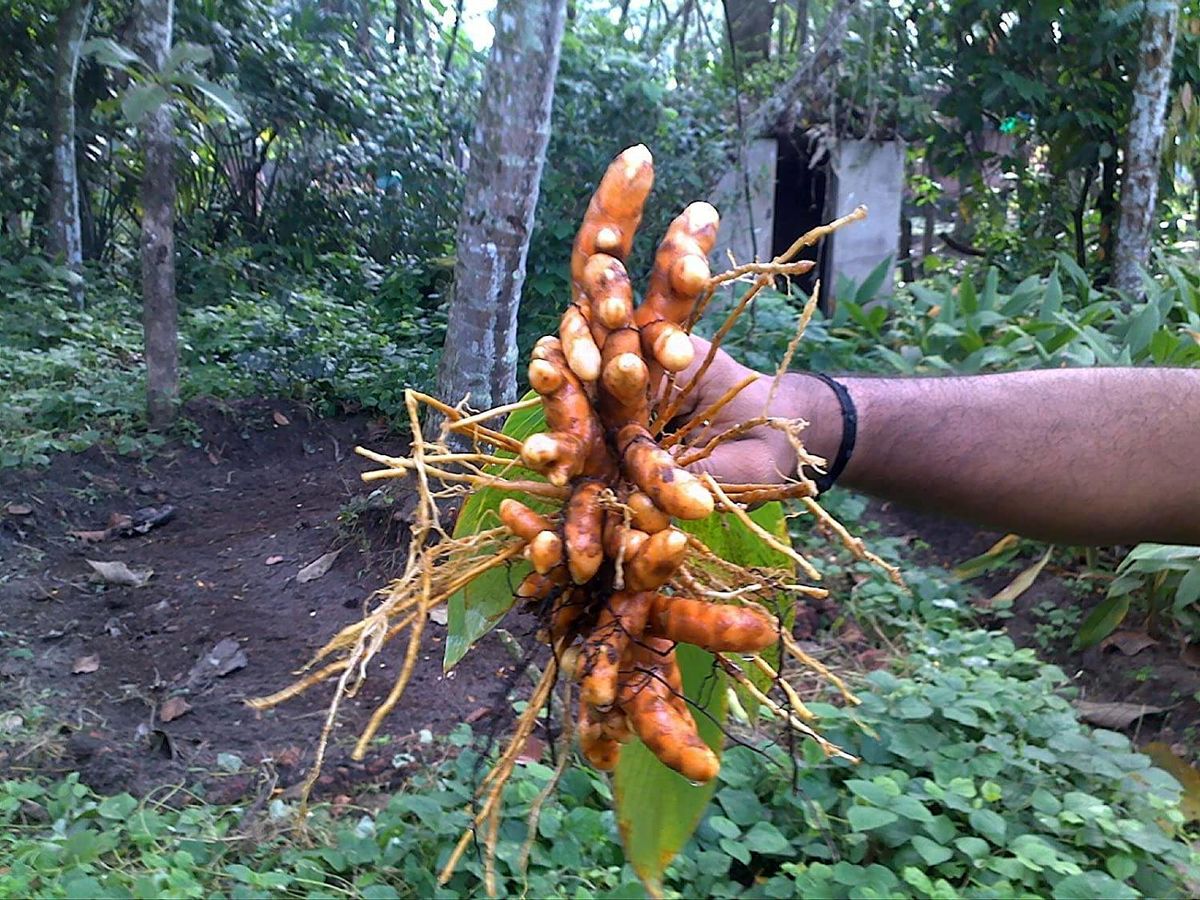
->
<box><xmin>434</xmin><ymin>0</ymin><xmax>568</xmax><ymax>419</ymax></box>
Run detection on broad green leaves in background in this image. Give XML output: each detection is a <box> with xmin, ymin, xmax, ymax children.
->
<box><xmin>443</xmin><ymin>397</ymin><xmax>549</xmax><ymax>670</ymax></box>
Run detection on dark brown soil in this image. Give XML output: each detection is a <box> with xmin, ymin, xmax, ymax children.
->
<box><xmin>0</xmin><ymin>400</ymin><xmax>523</xmax><ymax>802</ymax></box>
<box><xmin>871</xmin><ymin>500</ymin><xmax>1200</xmax><ymax>760</ymax></box>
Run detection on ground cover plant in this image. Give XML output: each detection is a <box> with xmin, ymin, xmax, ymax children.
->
<box><xmin>2</xmin><ymin>491</ymin><xmax>1196</xmax><ymax>899</ymax></box>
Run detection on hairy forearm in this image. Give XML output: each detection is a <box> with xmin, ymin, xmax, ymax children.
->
<box><xmin>820</xmin><ymin>368</ymin><xmax>1200</xmax><ymax>546</ymax></box>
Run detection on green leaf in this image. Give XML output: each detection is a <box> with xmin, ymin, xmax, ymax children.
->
<box><xmin>1075</xmin><ymin>594</ymin><xmax>1131</xmax><ymax>649</ymax></box>
<box><xmin>847</xmin><ymin>806</ymin><xmax>899</xmax><ymax>831</ymax></box>
<box><xmin>82</xmin><ymin>38</ymin><xmax>144</xmax><ymax>74</ymax></box>
<box><xmin>121</xmin><ymin>83</ymin><xmax>171</xmax><ymax>124</ymax></box>
<box><xmin>1176</xmin><ymin>565</ymin><xmax>1200</xmax><ymax>608</ymax></box>
<box><xmin>1040</xmin><ymin>270</ymin><xmax>1063</xmax><ymax>322</ymax></box>
<box><xmin>968</xmin><ymin>808</ymin><xmax>1007</xmax><ymax>845</ymax></box>
<box><xmin>162</xmin><ymin>42</ymin><xmax>213</xmax><ymax>76</ymax></box>
<box><xmin>742</xmin><ymin>821</ymin><xmax>790</xmax><ymax>855</ymax></box>
<box><xmin>952</xmin><ymin>534</ymin><xmax>1020</xmax><ymax>580</ymax></box>
<box><xmin>615</xmin><ymin>642</ymin><xmax>727</xmax><ymax>894</ymax></box>
<box><xmin>854</xmin><ymin>255</ymin><xmax>893</xmax><ymax>304</ymax></box>
<box><xmin>911</xmin><ymin>835</ymin><xmax>953</xmax><ymax>866</ymax></box>
<box><xmin>174</xmin><ymin>72</ymin><xmax>245</xmax><ymax>123</ymax></box>
<box><xmin>443</xmin><ymin>399</ymin><xmax>552</xmax><ymax>671</ymax></box>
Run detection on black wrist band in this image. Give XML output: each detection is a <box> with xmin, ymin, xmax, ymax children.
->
<box><xmin>808</xmin><ymin>373</ymin><xmax>857</xmax><ymax>494</ymax></box>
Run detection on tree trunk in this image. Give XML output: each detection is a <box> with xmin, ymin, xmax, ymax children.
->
<box><xmin>47</xmin><ymin>0</ymin><xmax>94</xmax><ymax>306</ymax></box>
<box><xmin>434</xmin><ymin>0</ymin><xmax>567</xmax><ymax>421</ymax></box>
<box><xmin>741</xmin><ymin>0</ymin><xmax>855</xmax><ymax>139</ymax></box>
<box><xmin>1112</xmin><ymin>0</ymin><xmax>1180</xmax><ymax>295</ymax></box>
<box><xmin>134</xmin><ymin>0</ymin><xmax>179</xmax><ymax>428</ymax></box>
<box><xmin>393</xmin><ymin>0</ymin><xmax>415</xmax><ymax>52</ymax></box>
<box><xmin>725</xmin><ymin>0</ymin><xmax>774</xmax><ymax>65</ymax></box>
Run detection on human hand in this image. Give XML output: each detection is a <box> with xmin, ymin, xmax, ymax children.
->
<box><xmin>663</xmin><ymin>336</ymin><xmax>843</xmax><ymax>486</ymax></box>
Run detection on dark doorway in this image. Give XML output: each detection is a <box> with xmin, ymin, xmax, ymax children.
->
<box><xmin>772</xmin><ymin>132</ymin><xmax>833</xmax><ymax>309</ymax></box>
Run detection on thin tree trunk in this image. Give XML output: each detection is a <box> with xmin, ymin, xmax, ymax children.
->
<box><xmin>442</xmin><ymin>0</ymin><xmax>464</xmax><ymax>78</ymax></box>
<box><xmin>725</xmin><ymin>0</ymin><xmax>773</xmax><ymax>64</ymax></box>
<box><xmin>134</xmin><ymin>0</ymin><xmax>179</xmax><ymax>428</ymax></box>
<box><xmin>1074</xmin><ymin>164</ymin><xmax>1095</xmax><ymax>270</ymax></box>
<box><xmin>393</xmin><ymin>0</ymin><xmax>415</xmax><ymax>52</ymax></box>
<box><xmin>434</xmin><ymin>0</ymin><xmax>568</xmax><ymax>422</ymax></box>
<box><xmin>741</xmin><ymin>0</ymin><xmax>855</xmax><ymax>139</ymax></box>
<box><xmin>1113</xmin><ymin>0</ymin><xmax>1180</xmax><ymax>294</ymax></box>
<box><xmin>47</xmin><ymin>0</ymin><xmax>94</xmax><ymax>306</ymax></box>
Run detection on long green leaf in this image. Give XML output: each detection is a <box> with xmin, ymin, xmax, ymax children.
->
<box><xmin>615</xmin><ymin>642</ymin><xmax>726</xmax><ymax>896</ymax></box>
<box><xmin>443</xmin><ymin>398</ymin><xmax>550</xmax><ymax>671</ymax></box>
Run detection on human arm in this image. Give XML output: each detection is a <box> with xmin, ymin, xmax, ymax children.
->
<box><xmin>673</xmin><ymin>338</ymin><xmax>1200</xmax><ymax>546</ymax></box>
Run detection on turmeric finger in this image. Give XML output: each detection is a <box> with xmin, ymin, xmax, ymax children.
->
<box><xmin>571</xmin><ymin>144</ymin><xmax>654</xmax><ymax>288</ymax></box>
<box><xmin>618</xmin><ymin>424</ymin><xmax>714</xmax><ymax>520</ymax></box>
<box><xmin>525</xmin><ymin>530</ymin><xmax>563</xmax><ymax>575</ymax></box>
<box><xmin>579</xmin><ymin>700</ymin><xmax>623</xmax><ymax>771</ymax></box>
<box><xmin>564</xmin><ymin>481</ymin><xmax>606</xmax><ymax>584</ymax></box>
<box><xmin>646</xmin><ymin>595</ymin><xmax>779</xmax><ymax>653</ymax></box>
<box><xmin>625</xmin><ymin>527</ymin><xmax>688</xmax><ymax>591</ymax></box>
<box><xmin>579</xmin><ymin>590</ymin><xmax>654</xmax><ymax>708</ymax></box>
<box><xmin>620</xmin><ymin>665</ymin><xmax>718</xmax><ymax>783</ymax></box>
<box><xmin>629</xmin><ymin>636</ymin><xmax>689</xmax><ymax>717</ymax></box>
<box><xmin>583</xmin><ymin>253</ymin><xmax>635</xmax><ymax>331</ymax></box>
<box><xmin>640</xmin><ymin>319</ymin><xmax>695</xmax><ymax>372</ymax></box>
<box><xmin>559</xmin><ymin>305</ymin><xmax>602</xmax><ymax>383</ymax></box>
<box><xmin>627</xmin><ymin>490</ymin><xmax>671</xmax><ymax>533</ymax></box>
<box><xmin>521</xmin><ymin>432</ymin><xmax>585</xmax><ymax>486</ymax></box>
<box><xmin>499</xmin><ymin>498</ymin><xmax>554</xmax><ymax>542</ymax></box>
<box><xmin>634</xmin><ymin>201</ymin><xmax>719</xmax><ymax>329</ymax></box>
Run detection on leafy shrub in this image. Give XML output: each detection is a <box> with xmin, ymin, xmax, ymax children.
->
<box><xmin>0</xmin><ymin>249</ymin><xmax>444</xmax><ymax>466</ymax></box>
<box><xmin>1078</xmin><ymin>544</ymin><xmax>1200</xmax><ymax>648</ymax></box>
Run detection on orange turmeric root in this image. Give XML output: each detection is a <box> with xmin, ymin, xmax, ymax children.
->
<box><xmin>617</xmin><ymin>424</ymin><xmax>714</xmax><ymax>520</ymax></box>
<box><xmin>578</xmin><ymin>589</ymin><xmax>654</xmax><ymax>708</ymax></box>
<box><xmin>564</xmin><ymin>481</ymin><xmax>606</xmax><ymax>584</ymax></box>
<box><xmin>620</xmin><ymin>649</ymin><xmax>719</xmax><ymax>783</ymax></box>
<box><xmin>646</xmin><ymin>595</ymin><xmax>779</xmax><ymax>653</ymax></box>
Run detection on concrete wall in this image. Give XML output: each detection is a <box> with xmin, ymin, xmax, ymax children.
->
<box><xmin>828</xmin><ymin>139</ymin><xmax>905</xmax><ymax>301</ymax></box>
<box><xmin>708</xmin><ymin>139</ymin><xmax>777</xmax><ymax>273</ymax></box>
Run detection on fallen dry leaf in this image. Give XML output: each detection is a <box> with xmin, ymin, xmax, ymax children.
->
<box><xmin>72</xmin><ymin>654</ymin><xmax>100</xmax><ymax>675</ymax></box>
<box><xmin>465</xmin><ymin>706</ymin><xmax>491</xmax><ymax>724</ymax></box>
<box><xmin>86</xmin><ymin>559</ymin><xmax>153</xmax><ymax>588</ymax></box>
<box><xmin>1100</xmin><ymin>630</ymin><xmax>1158</xmax><ymax>657</ymax></box>
<box><xmin>428</xmin><ymin>606</ymin><xmax>448</xmax><ymax>626</ymax></box>
<box><xmin>265</xmin><ymin>555</ymin><xmax>284</xmax><ymax>566</ymax></box>
<box><xmin>986</xmin><ymin>546</ymin><xmax>1053</xmax><ymax>606</ymax></box>
<box><xmin>107</xmin><ymin>512</ymin><xmax>134</xmax><ymax>531</ymax></box>
<box><xmin>273</xmin><ymin>410</ymin><xmax>290</xmax><ymax>426</ymax></box>
<box><xmin>69</xmin><ymin>530</ymin><xmax>111</xmax><ymax>543</ymax></box>
<box><xmin>297</xmin><ymin>550</ymin><xmax>340</xmax><ymax>583</ymax></box>
<box><xmin>160</xmin><ymin>696</ymin><xmax>192</xmax><ymax>722</ymax></box>
<box><xmin>4</xmin><ymin>502</ymin><xmax>32</xmax><ymax>516</ymax></box>
<box><xmin>207</xmin><ymin>450</ymin><xmax>221</xmax><ymax>466</ymax></box>
<box><xmin>1181</xmin><ymin>644</ymin><xmax>1200</xmax><ymax>668</ymax></box>
<box><xmin>1075</xmin><ymin>700</ymin><xmax>1169</xmax><ymax>730</ymax></box>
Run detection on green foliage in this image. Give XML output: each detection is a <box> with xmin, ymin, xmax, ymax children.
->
<box><xmin>3</xmin><ymin>498</ymin><xmax>1199</xmax><ymax>898</ymax></box>
<box><xmin>0</xmin><ymin>249</ymin><xmax>442</xmax><ymax>466</ymax></box>
<box><xmin>1078</xmin><ymin>544</ymin><xmax>1200</xmax><ymax>648</ymax></box>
